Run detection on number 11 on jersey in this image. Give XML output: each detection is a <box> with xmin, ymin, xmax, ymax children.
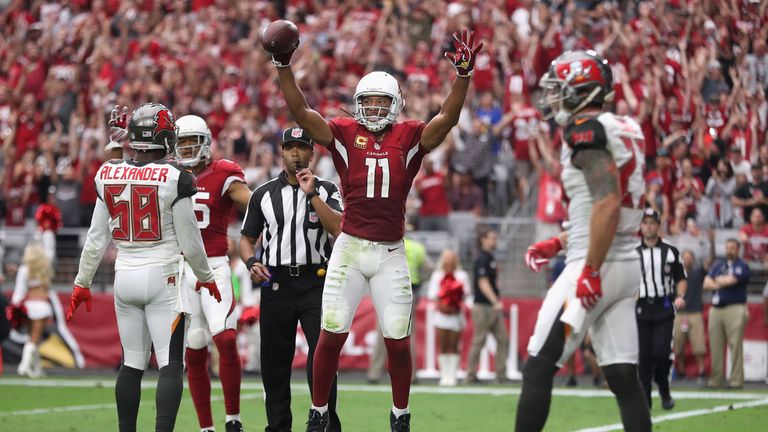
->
<box><xmin>365</xmin><ymin>157</ymin><xmax>390</xmax><ymax>198</ymax></box>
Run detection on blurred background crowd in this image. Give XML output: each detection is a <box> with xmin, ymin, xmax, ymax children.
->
<box><xmin>0</xmin><ymin>0</ymin><xmax>766</xmax><ymax>261</ymax></box>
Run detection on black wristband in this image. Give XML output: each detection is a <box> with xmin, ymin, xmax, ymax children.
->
<box><xmin>245</xmin><ymin>256</ymin><xmax>258</xmax><ymax>270</ymax></box>
<box><xmin>306</xmin><ymin>188</ymin><xmax>320</xmax><ymax>200</ymax></box>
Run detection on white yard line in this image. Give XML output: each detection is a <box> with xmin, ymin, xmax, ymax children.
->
<box><xmin>0</xmin><ymin>392</ymin><xmax>263</xmax><ymax>417</ymax></box>
<box><xmin>1</xmin><ymin>378</ymin><xmax>766</xmax><ymax>400</ymax></box>
<box><xmin>576</xmin><ymin>398</ymin><xmax>768</xmax><ymax>432</ymax></box>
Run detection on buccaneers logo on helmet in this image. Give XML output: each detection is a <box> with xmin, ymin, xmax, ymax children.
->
<box><xmin>154</xmin><ymin>109</ymin><xmax>175</xmax><ymax>135</ymax></box>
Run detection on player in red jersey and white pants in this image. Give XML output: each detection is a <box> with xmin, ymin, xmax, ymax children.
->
<box><xmin>173</xmin><ymin>115</ymin><xmax>253</xmax><ymax>432</ymax></box>
<box><xmin>270</xmin><ymin>29</ymin><xmax>483</xmax><ymax>431</ymax></box>
<box><xmin>66</xmin><ymin>103</ymin><xmax>221</xmax><ymax>432</ymax></box>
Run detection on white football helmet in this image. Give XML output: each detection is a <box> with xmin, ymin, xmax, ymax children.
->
<box><xmin>353</xmin><ymin>71</ymin><xmax>404</xmax><ymax>132</ymax></box>
<box><xmin>175</xmin><ymin>115</ymin><xmax>212</xmax><ymax>167</ymax></box>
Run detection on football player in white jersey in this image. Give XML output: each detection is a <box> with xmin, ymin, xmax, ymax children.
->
<box><xmin>517</xmin><ymin>51</ymin><xmax>651</xmax><ymax>432</ymax></box>
<box><xmin>66</xmin><ymin>103</ymin><xmax>222</xmax><ymax>432</ymax></box>
<box><xmin>173</xmin><ymin>115</ymin><xmax>252</xmax><ymax>432</ymax></box>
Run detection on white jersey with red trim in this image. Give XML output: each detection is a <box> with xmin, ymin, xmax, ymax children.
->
<box><xmin>191</xmin><ymin>159</ymin><xmax>246</xmax><ymax>258</ymax></box>
<box><xmin>74</xmin><ymin>159</ymin><xmax>214</xmax><ymax>287</ymax></box>
<box><xmin>560</xmin><ymin>112</ymin><xmax>645</xmax><ymax>264</ymax></box>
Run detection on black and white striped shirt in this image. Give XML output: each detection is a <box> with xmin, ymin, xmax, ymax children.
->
<box><xmin>636</xmin><ymin>239</ymin><xmax>686</xmax><ymax>299</ymax></box>
<box><xmin>240</xmin><ymin>171</ymin><xmax>343</xmax><ymax>267</ymax></box>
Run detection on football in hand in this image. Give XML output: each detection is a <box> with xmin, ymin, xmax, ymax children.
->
<box><xmin>261</xmin><ymin>20</ymin><xmax>299</xmax><ymax>54</ymax></box>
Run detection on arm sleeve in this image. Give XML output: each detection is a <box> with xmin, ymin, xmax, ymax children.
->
<box><xmin>172</xmin><ymin>197</ymin><xmax>215</xmax><ymax>283</ymax></box>
<box><xmin>322</xmin><ymin>181</ymin><xmax>344</xmax><ymax>212</ymax></box>
<box><xmin>11</xmin><ymin>265</ymin><xmax>29</xmax><ymax>304</ymax></box>
<box><xmin>74</xmin><ymin>199</ymin><xmax>113</xmax><ymax>288</ymax></box>
<box><xmin>240</xmin><ymin>191</ymin><xmax>265</xmax><ymax>238</ymax></box>
<box><xmin>735</xmin><ymin>262</ymin><xmax>750</xmax><ymax>284</ymax></box>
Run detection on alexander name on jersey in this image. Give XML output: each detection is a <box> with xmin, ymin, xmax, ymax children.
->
<box><xmin>98</xmin><ymin>164</ymin><xmax>171</xmax><ymax>182</ymax></box>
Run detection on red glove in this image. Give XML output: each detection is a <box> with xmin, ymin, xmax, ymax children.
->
<box><xmin>525</xmin><ymin>236</ymin><xmax>563</xmax><ymax>272</ymax></box>
<box><xmin>66</xmin><ymin>285</ymin><xmax>92</xmax><ymax>321</ymax></box>
<box><xmin>196</xmin><ymin>280</ymin><xmax>222</xmax><ymax>303</ymax></box>
<box><xmin>576</xmin><ymin>265</ymin><xmax>602</xmax><ymax>309</ymax></box>
<box><xmin>239</xmin><ymin>305</ymin><xmax>260</xmax><ymax>326</ymax></box>
<box><xmin>108</xmin><ymin>105</ymin><xmax>129</xmax><ymax>144</ymax></box>
<box><xmin>443</xmin><ymin>30</ymin><xmax>484</xmax><ymax>77</ymax></box>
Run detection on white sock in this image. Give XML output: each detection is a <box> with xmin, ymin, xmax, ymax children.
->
<box><xmin>312</xmin><ymin>404</ymin><xmax>328</xmax><ymax>415</ymax></box>
<box><xmin>225</xmin><ymin>413</ymin><xmax>240</xmax><ymax>423</ymax></box>
<box><xmin>200</xmin><ymin>427</ymin><xmax>214</xmax><ymax>432</ymax></box>
<box><xmin>392</xmin><ymin>405</ymin><xmax>409</xmax><ymax>418</ymax></box>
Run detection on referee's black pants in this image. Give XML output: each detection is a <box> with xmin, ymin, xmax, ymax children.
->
<box><xmin>260</xmin><ymin>265</ymin><xmax>340</xmax><ymax>432</ymax></box>
<box><xmin>636</xmin><ymin>298</ymin><xmax>675</xmax><ymax>407</ymax></box>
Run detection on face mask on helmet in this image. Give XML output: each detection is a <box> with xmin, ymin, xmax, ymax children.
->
<box><xmin>175</xmin><ymin>135</ymin><xmax>211</xmax><ymax>167</ymax></box>
<box><xmin>353</xmin><ymin>72</ymin><xmax>404</xmax><ymax>132</ymax></box>
<box><xmin>537</xmin><ymin>51</ymin><xmax>614</xmax><ymax>126</ymax></box>
<box><xmin>174</xmin><ymin>115</ymin><xmax>212</xmax><ymax>167</ymax></box>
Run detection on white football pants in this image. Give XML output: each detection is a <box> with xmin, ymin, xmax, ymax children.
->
<box><xmin>114</xmin><ymin>266</ymin><xmax>183</xmax><ymax>370</ymax></box>
<box><xmin>527</xmin><ymin>259</ymin><xmax>641</xmax><ymax>367</ymax></box>
<box><xmin>321</xmin><ymin>232</ymin><xmax>412</xmax><ymax>339</ymax></box>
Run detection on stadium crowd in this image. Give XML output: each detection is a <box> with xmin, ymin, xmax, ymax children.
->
<box><xmin>0</xmin><ymin>0</ymin><xmax>764</xmax><ymax>235</ymax></box>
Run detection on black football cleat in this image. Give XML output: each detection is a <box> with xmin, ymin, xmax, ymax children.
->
<box><xmin>226</xmin><ymin>419</ymin><xmax>244</xmax><ymax>432</ymax></box>
<box><xmin>390</xmin><ymin>411</ymin><xmax>411</xmax><ymax>432</ymax></box>
<box><xmin>661</xmin><ymin>396</ymin><xmax>676</xmax><ymax>410</ymax></box>
<box><xmin>306</xmin><ymin>409</ymin><xmax>329</xmax><ymax>432</ymax></box>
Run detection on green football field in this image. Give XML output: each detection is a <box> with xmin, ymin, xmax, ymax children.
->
<box><xmin>1</xmin><ymin>376</ymin><xmax>767</xmax><ymax>431</ymax></box>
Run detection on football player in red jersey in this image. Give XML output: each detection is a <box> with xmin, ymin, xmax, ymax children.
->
<box><xmin>269</xmin><ymin>29</ymin><xmax>482</xmax><ymax>432</ymax></box>
<box><xmin>173</xmin><ymin>115</ymin><xmax>253</xmax><ymax>432</ymax></box>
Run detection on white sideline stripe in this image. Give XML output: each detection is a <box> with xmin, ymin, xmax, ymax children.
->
<box><xmin>0</xmin><ymin>393</ymin><xmax>263</xmax><ymax>417</ymax></box>
<box><xmin>576</xmin><ymin>398</ymin><xmax>768</xmax><ymax>432</ymax></box>
<box><xmin>1</xmin><ymin>378</ymin><xmax>767</xmax><ymax>400</ymax></box>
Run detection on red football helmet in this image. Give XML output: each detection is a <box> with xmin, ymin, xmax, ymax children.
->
<box><xmin>538</xmin><ymin>50</ymin><xmax>614</xmax><ymax>125</ymax></box>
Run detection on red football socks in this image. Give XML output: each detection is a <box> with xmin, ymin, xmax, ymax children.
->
<box><xmin>185</xmin><ymin>347</ymin><xmax>213</xmax><ymax>428</ymax></box>
<box><xmin>384</xmin><ymin>336</ymin><xmax>412</xmax><ymax>409</ymax></box>
<box><xmin>312</xmin><ymin>330</ymin><xmax>348</xmax><ymax>407</ymax></box>
<box><xmin>213</xmin><ymin>329</ymin><xmax>241</xmax><ymax>415</ymax></box>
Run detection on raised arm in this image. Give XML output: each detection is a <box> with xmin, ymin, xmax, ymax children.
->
<box><xmin>270</xmin><ymin>41</ymin><xmax>334</xmax><ymax>147</ymax></box>
<box><xmin>421</xmin><ymin>30</ymin><xmax>484</xmax><ymax>151</ymax></box>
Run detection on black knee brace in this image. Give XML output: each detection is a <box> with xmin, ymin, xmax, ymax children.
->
<box><xmin>602</xmin><ymin>363</ymin><xmax>652</xmax><ymax>432</ymax></box>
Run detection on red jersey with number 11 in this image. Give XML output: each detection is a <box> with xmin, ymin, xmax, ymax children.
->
<box><xmin>328</xmin><ymin>117</ymin><xmax>427</xmax><ymax>242</ymax></box>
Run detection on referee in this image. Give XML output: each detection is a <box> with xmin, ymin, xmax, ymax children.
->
<box><xmin>636</xmin><ymin>208</ymin><xmax>686</xmax><ymax>411</ymax></box>
<box><xmin>239</xmin><ymin>127</ymin><xmax>343</xmax><ymax>432</ymax></box>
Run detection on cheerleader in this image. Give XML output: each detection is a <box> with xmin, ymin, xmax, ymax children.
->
<box><xmin>427</xmin><ymin>249</ymin><xmax>472</xmax><ymax>386</ymax></box>
<box><xmin>11</xmin><ymin>243</ymin><xmax>54</xmax><ymax>377</ymax></box>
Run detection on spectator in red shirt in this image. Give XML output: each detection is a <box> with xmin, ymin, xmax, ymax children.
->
<box><xmin>414</xmin><ymin>157</ymin><xmax>450</xmax><ymax>232</ymax></box>
<box><xmin>673</xmin><ymin>158</ymin><xmax>705</xmax><ymax>217</ymax></box>
<box><xmin>739</xmin><ymin>208</ymin><xmax>768</xmax><ymax>264</ymax></box>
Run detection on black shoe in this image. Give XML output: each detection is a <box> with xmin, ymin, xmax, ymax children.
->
<box><xmin>661</xmin><ymin>396</ymin><xmax>675</xmax><ymax>410</ymax></box>
<box><xmin>225</xmin><ymin>420</ymin><xmax>244</xmax><ymax>432</ymax></box>
<box><xmin>566</xmin><ymin>376</ymin><xmax>577</xmax><ymax>387</ymax></box>
<box><xmin>390</xmin><ymin>411</ymin><xmax>411</xmax><ymax>432</ymax></box>
<box><xmin>306</xmin><ymin>409</ymin><xmax>329</xmax><ymax>432</ymax></box>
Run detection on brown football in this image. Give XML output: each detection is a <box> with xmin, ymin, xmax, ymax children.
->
<box><xmin>260</xmin><ymin>20</ymin><xmax>300</xmax><ymax>54</ymax></box>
